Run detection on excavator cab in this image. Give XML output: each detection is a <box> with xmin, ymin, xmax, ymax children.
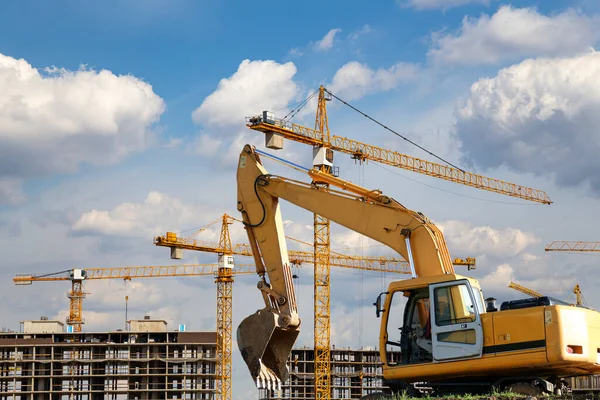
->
<box><xmin>382</xmin><ymin>277</ymin><xmax>484</xmax><ymax>368</ymax></box>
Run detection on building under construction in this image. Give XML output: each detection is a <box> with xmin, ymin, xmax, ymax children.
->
<box><xmin>259</xmin><ymin>347</ymin><xmax>401</xmax><ymax>400</ymax></box>
<box><xmin>0</xmin><ymin>317</ymin><xmax>216</xmax><ymax>399</ymax></box>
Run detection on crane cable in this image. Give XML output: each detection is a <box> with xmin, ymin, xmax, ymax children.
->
<box><xmin>323</xmin><ymin>88</ymin><xmax>464</xmax><ymax>172</ymax></box>
<box><xmin>282</xmin><ymin>89</ymin><xmax>319</xmax><ymax>123</ymax></box>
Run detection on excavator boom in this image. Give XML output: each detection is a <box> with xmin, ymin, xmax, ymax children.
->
<box><xmin>236</xmin><ymin>144</ymin><xmax>455</xmax><ymax>388</ymax></box>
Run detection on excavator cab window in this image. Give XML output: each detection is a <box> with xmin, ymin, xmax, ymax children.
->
<box><xmin>434</xmin><ymin>285</ymin><xmax>476</xmax><ymax>326</ymax></box>
<box><xmin>385</xmin><ymin>289</ymin><xmax>433</xmax><ymax>366</ymax></box>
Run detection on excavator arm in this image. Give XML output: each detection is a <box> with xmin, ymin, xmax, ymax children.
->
<box><xmin>236</xmin><ymin>144</ymin><xmax>455</xmax><ymax>388</ymax></box>
<box><xmin>236</xmin><ymin>146</ymin><xmax>301</xmax><ymax>390</ymax></box>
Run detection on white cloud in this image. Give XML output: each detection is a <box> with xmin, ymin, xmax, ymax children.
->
<box><xmin>315</xmin><ymin>28</ymin><xmax>342</xmax><ymax>51</ymax></box>
<box><xmin>0</xmin><ymin>178</ymin><xmax>25</xmax><ymax>205</ymax></box>
<box><xmin>72</xmin><ymin>191</ymin><xmax>213</xmax><ymax>238</ymax></box>
<box><xmin>329</xmin><ymin>61</ymin><xmax>418</xmax><ymax>101</ymax></box>
<box><xmin>287</xmin><ymin>47</ymin><xmax>304</xmax><ymax>58</ymax></box>
<box><xmin>283</xmin><ymin>220</ymin><xmax>314</xmax><ymax>249</ymax></box>
<box><xmin>164</xmin><ymin>137</ymin><xmax>183</xmax><ymax>149</ymax></box>
<box><xmin>189</xmin><ymin>59</ymin><xmax>316</xmax><ymax>171</ymax></box>
<box><xmin>191</xmin><ymin>59</ymin><xmax>299</xmax><ymax>128</ymax></box>
<box><xmin>478</xmin><ymin>263</ymin><xmax>515</xmax><ymax>291</ymax></box>
<box><xmin>403</xmin><ymin>0</ymin><xmax>489</xmax><ymax>10</ymax></box>
<box><xmin>439</xmin><ymin>220</ymin><xmax>539</xmax><ymax>257</ymax></box>
<box><xmin>222</xmin><ymin>132</ymin><xmax>263</xmax><ymax>167</ymax></box>
<box><xmin>348</xmin><ymin>25</ymin><xmax>372</xmax><ymax>40</ymax></box>
<box><xmin>192</xmin><ymin>134</ymin><xmax>222</xmax><ymax>156</ymax></box>
<box><xmin>476</xmin><ymin>259</ymin><xmax>578</xmax><ymax>302</ymax></box>
<box><xmin>331</xmin><ymin>230</ymin><xmax>391</xmax><ymax>257</ymax></box>
<box><xmin>429</xmin><ymin>6</ymin><xmax>599</xmax><ymax>65</ymax></box>
<box><xmin>0</xmin><ymin>52</ymin><xmax>165</xmax><ymax>203</ymax></box>
<box><xmin>194</xmin><ymin>131</ymin><xmax>267</xmax><ymax>169</ymax></box>
<box><xmin>455</xmin><ymin>51</ymin><xmax>600</xmax><ymax>194</ymax></box>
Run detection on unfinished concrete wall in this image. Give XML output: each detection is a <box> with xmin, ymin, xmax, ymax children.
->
<box><xmin>128</xmin><ymin>318</ymin><xmax>168</xmax><ymax>333</ymax></box>
<box><xmin>22</xmin><ymin>320</ymin><xmax>64</xmax><ymax>334</ymax></box>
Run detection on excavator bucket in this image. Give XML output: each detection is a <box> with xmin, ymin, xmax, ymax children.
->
<box><xmin>237</xmin><ymin>308</ymin><xmax>300</xmax><ymax>390</ymax></box>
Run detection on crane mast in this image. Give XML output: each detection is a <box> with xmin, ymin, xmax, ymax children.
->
<box><xmin>312</xmin><ymin>86</ymin><xmax>333</xmax><ymax>399</ymax></box>
<box><xmin>215</xmin><ymin>215</ymin><xmax>234</xmax><ymax>400</ymax></box>
<box><xmin>67</xmin><ymin>279</ymin><xmax>86</xmax><ymax>332</ymax></box>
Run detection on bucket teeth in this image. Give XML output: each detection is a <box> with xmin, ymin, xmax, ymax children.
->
<box><xmin>254</xmin><ymin>360</ymin><xmax>281</xmax><ymax>391</ymax></box>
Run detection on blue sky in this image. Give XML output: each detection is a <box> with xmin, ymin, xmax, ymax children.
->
<box><xmin>2</xmin><ymin>0</ymin><xmax>600</xmax><ymax>397</ymax></box>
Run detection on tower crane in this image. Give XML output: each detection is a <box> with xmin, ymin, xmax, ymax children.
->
<box><xmin>14</xmin><ymin>262</ymin><xmax>255</xmax><ymax>399</ymax></box>
<box><xmin>246</xmin><ymin>85</ymin><xmax>552</xmax><ymax>400</ymax></box>
<box><xmin>13</xmin><ymin>263</ymin><xmax>256</xmax><ymax>333</ymax></box>
<box><xmin>509</xmin><ymin>282</ymin><xmax>585</xmax><ymax>307</ymax></box>
<box><xmin>545</xmin><ymin>241</ymin><xmax>598</xmax><ymax>307</ymax></box>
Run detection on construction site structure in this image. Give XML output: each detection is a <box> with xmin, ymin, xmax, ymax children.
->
<box><xmin>0</xmin><ymin>317</ymin><xmax>217</xmax><ymax>399</ymax></box>
<box><xmin>246</xmin><ymin>85</ymin><xmax>551</xmax><ymax>400</ymax></box>
<box><xmin>258</xmin><ymin>347</ymin><xmax>401</xmax><ymax>400</ymax></box>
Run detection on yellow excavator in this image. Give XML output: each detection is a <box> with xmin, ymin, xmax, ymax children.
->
<box><xmin>235</xmin><ymin>144</ymin><xmax>600</xmax><ymax>396</ymax></box>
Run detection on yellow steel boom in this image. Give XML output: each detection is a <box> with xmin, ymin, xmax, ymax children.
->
<box><xmin>13</xmin><ymin>263</ymin><xmax>255</xmax><ymax>334</ymax></box>
<box><xmin>155</xmin><ymin>225</ymin><xmax>474</xmax><ymax>274</ymax></box>
<box><xmin>246</xmin><ymin>111</ymin><xmax>552</xmax><ymax>205</ymax></box>
<box><xmin>13</xmin><ymin>264</ymin><xmax>255</xmax><ymax>284</ymax></box>
<box><xmin>508</xmin><ymin>281</ymin><xmax>543</xmax><ymax>298</ymax></box>
<box><xmin>545</xmin><ymin>241</ymin><xmax>600</xmax><ymax>252</ymax></box>
<box><xmin>155</xmin><ymin>232</ymin><xmax>411</xmax><ymax>274</ymax></box>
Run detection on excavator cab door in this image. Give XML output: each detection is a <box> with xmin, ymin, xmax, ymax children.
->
<box><xmin>429</xmin><ymin>280</ymin><xmax>483</xmax><ymax>362</ymax></box>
